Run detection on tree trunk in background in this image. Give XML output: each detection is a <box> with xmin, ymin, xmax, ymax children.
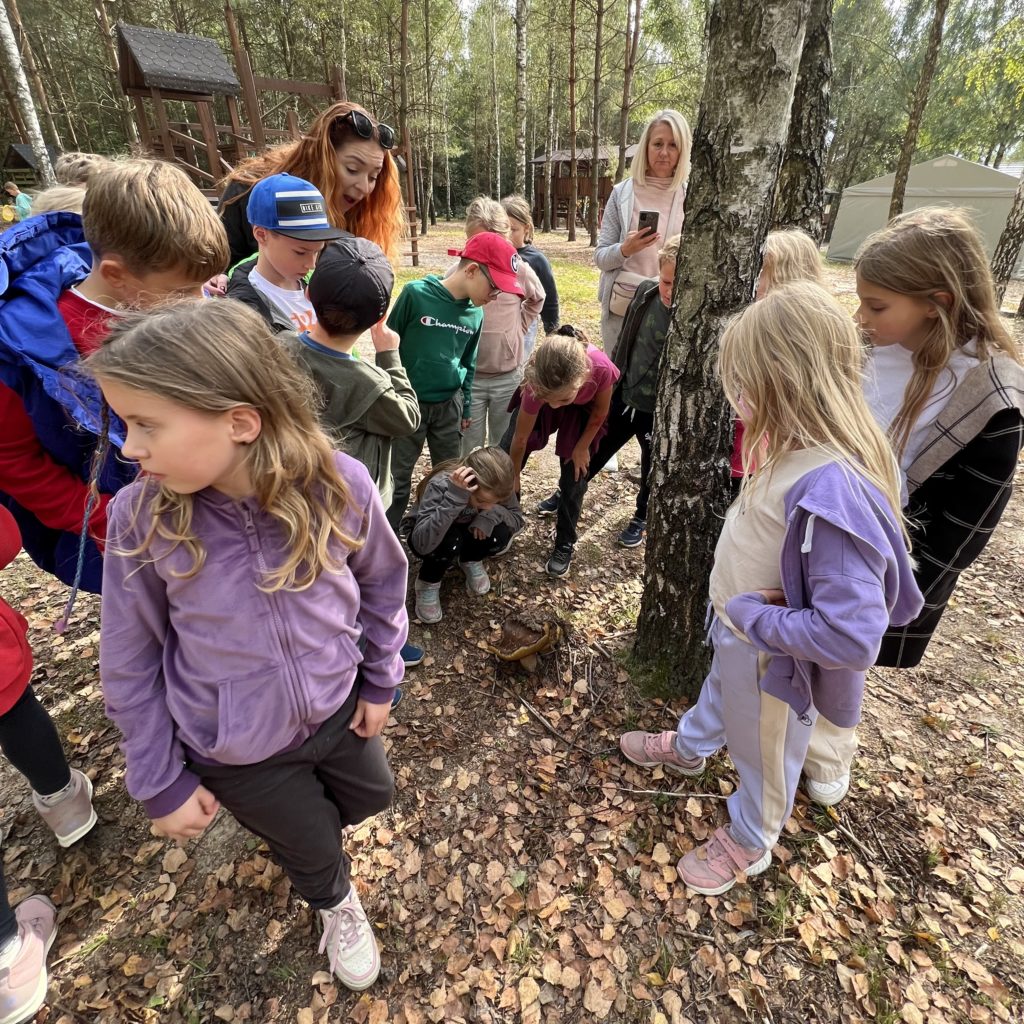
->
<box><xmin>772</xmin><ymin>0</ymin><xmax>830</xmax><ymax>238</ymax></box>
<box><xmin>490</xmin><ymin>0</ymin><xmax>501</xmax><ymax>196</ymax></box>
<box><xmin>0</xmin><ymin>2</ymin><xmax>54</xmax><ymax>186</ymax></box>
<box><xmin>567</xmin><ymin>0</ymin><xmax>578</xmax><ymax>241</ymax></box>
<box><xmin>93</xmin><ymin>0</ymin><xmax>138</xmax><ymax>145</ymax></box>
<box><xmin>422</xmin><ymin>0</ymin><xmax>433</xmax><ymax>233</ymax></box>
<box><xmin>635</xmin><ymin>0</ymin><xmax>809</xmax><ymax>698</ymax></box>
<box><xmin>33</xmin><ymin>32</ymin><xmax>78</xmax><ymax>149</ymax></box>
<box><xmin>4</xmin><ymin>0</ymin><xmax>60</xmax><ymax>147</ymax></box>
<box><xmin>542</xmin><ymin>38</ymin><xmax>555</xmax><ymax>231</ymax></box>
<box><xmin>513</xmin><ymin>0</ymin><xmax>528</xmax><ymax>195</ymax></box>
<box><xmin>616</xmin><ymin>0</ymin><xmax>641</xmax><ymax>185</ymax></box>
<box><xmin>589</xmin><ymin>0</ymin><xmax>605</xmax><ymax>246</ymax></box>
<box><xmin>0</xmin><ymin>63</ymin><xmax>29</xmax><ymax>143</ymax></box>
<box><xmin>888</xmin><ymin>0</ymin><xmax>949</xmax><ymax>220</ymax></box>
<box><xmin>991</xmin><ymin>171</ymin><xmax>1024</xmax><ymax>308</ymax></box>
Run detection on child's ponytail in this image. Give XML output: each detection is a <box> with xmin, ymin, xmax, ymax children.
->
<box><xmin>523</xmin><ymin>325</ymin><xmax>592</xmax><ymax>400</ymax></box>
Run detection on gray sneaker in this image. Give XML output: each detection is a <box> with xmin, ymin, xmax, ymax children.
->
<box><xmin>32</xmin><ymin>769</ymin><xmax>97</xmax><ymax>848</ymax></box>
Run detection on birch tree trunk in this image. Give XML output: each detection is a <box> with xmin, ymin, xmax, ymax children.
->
<box><xmin>567</xmin><ymin>0</ymin><xmax>578</xmax><ymax>241</ymax></box>
<box><xmin>634</xmin><ymin>0</ymin><xmax>810</xmax><ymax>697</ymax></box>
<box><xmin>542</xmin><ymin>44</ymin><xmax>555</xmax><ymax>231</ymax></box>
<box><xmin>490</xmin><ymin>0</ymin><xmax>501</xmax><ymax>196</ymax></box>
<box><xmin>589</xmin><ymin>0</ymin><xmax>605</xmax><ymax>246</ymax></box>
<box><xmin>93</xmin><ymin>0</ymin><xmax>139</xmax><ymax>145</ymax></box>
<box><xmin>4</xmin><ymin>0</ymin><xmax>60</xmax><ymax>147</ymax></box>
<box><xmin>513</xmin><ymin>0</ymin><xmax>528</xmax><ymax>195</ymax></box>
<box><xmin>888</xmin><ymin>0</ymin><xmax>949</xmax><ymax>220</ymax></box>
<box><xmin>0</xmin><ymin>2</ymin><xmax>54</xmax><ymax>186</ymax></box>
<box><xmin>991</xmin><ymin>171</ymin><xmax>1024</xmax><ymax>308</ymax></box>
<box><xmin>772</xmin><ymin>0</ymin><xmax>830</xmax><ymax>238</ymax></box>
<box><xmin>616</xmin><ymin>0</ymin><xmax>641</xmax><ymax>185</ymax></box>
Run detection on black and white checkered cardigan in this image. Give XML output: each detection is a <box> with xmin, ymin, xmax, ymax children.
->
<box><xmin>877</xmin><ymin>354</ymin><xmax>1024</xmax><ymax>668</ymax></box>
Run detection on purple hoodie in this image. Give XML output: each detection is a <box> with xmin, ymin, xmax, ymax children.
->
<box><xmin>99</xmin><ymin>452</ymin><xmax>409</xmax><ymax>818</ymax></box>
<box><xmin>726</xmin><ymin>462</ymin><xmax>923</xmax><ymax>728</ymax></box>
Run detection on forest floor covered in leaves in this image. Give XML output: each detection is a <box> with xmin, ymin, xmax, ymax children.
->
<box><xmin>2</xmin><ymin>232</ymin><xmax>1022</xmax><ymax>1024</ymax></box>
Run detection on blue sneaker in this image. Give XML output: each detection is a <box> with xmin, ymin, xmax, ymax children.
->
<box><xmin>401</xmin><ymin>642</ymin><xmax>424</xmax><ymax>667</ymax></box>
<box><xmin>390</xmin><ymin>687</ymin><xmax>403</xmax><ymax>709</ymax></box>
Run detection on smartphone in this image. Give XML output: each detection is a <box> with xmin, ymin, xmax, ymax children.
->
<box><xmin>637</xmin><ymin>210</ymin><xmax>660</xmax><ymax>236</ymax></box>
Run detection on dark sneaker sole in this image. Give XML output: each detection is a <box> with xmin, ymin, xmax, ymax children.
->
<box><xmin>617</xmin><ymin>535</ymin><xmax>645</xmax><ymax>548</ymax></box>
<box><xmin>536</xmin><ymin>507</ymin><xmax>558</xmax><ymax>517</ymax></box>
<box><xmin>545</xmin><ymin>560</ymin><xmax>572</xmax><ymax>577</ymax></box>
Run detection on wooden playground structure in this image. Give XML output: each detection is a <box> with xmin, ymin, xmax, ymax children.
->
<box><xmin>116</xmin><ymin>2</ymin><xmax>419</xmax><ymax>262</ymax></box>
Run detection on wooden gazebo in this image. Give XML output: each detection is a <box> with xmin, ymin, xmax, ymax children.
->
<box><xmin>1</xmin><ymin>142</ymin><xmax>61</xmax><ymax>188</ymax></box>
<box><xmin>531</xmin><ymin>144</ymin><xmax>638</xmax><ymax>227</ymax></box>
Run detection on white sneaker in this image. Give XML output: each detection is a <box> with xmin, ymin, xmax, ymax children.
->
<box><xmin>414</xmin><ymin>579</ymin><xmax>442</xmax><ymax>623</ymax></box>
<box><xmin>805</xmin><ymin>773</ymin><xmax>850</xmax><ymax>807</ymax></box>
<box><xmin>460</xmin><ymin>561</ymin><xmax>490</xmax><ymax>595</ymax></box>
<box><xmin>318</xmin><ymin>886</ymin><xmax>380</xmax><ymax>991</ymax></box>
<box><xmin>600</xmin><ymin>453</ymin><xmax>619</xmax><ymax>474</ymax></box>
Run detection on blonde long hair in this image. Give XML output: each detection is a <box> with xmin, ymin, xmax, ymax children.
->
<box><xmin>719</xmin><ymin>282</ymin><xmax>906</xmax><ymax>538</ymax></box>
<box><xmin>87</xmin><ymin>300</ymin><xmax>364</xmax><ymax>592</ymax></box>
<box><xmin>465</xmin><ymin>196</ymin><xmax>510</xmax><ymax>237</ymax></box>
<box><xmin>630</xmin><ymin>109</ymin><xmax>692</xmax><ymax>190</ymax></box>
<box><xmin>855</xmin><ymin>206</ymin><xmax>1019</xmax><ymax>456</ymax></box>
<box><xmin>762</xmin><ymin>229</ymin><xmax>824</xmax><ymax>289</ymax></box>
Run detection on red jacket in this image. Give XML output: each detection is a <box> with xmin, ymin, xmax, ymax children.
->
<box><xmin>0</xmin><ymin>504</ymin><xmax>31</xmax><ymax>713</ymax></box>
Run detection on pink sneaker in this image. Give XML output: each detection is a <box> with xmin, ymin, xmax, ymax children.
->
<box><xmin>31</xmin><ymin>769</ymin><xmax>97</xmax><ymax>848</ymax></box>
<box><xmin>318</xmin><ymin>886</ymin><xmax>380</xmax><ymax>991</ymax></box>
<box><xmin>619</xmin><ymin>730</ymin><xmax>706</xmax><ymax>776</ymax></box>
<box><xmin>677</xmin><ymin>827</ymin><xmax>771</xmax><ymax>895</ymax></box>
<box><xmin>0</xmin><ymin>895</ymin><xmax>58</xmax><ymax>1024</ymax></box>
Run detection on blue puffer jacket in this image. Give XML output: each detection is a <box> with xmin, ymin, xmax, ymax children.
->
<box><xmin>0</xmin><ymin>213</ymin><xmax>133</xmax><ymax>592</ymax></box>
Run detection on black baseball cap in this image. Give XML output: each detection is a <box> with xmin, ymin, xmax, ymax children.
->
<box><xmin>307</xmin><ymin>235</ymin><xmax>395</xmax><ymax>334</ymax></box>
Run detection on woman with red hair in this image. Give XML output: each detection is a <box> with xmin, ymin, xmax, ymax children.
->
<box><xmin>218</xmin><ymin>101</ymin><xmax>406</xmax><ymax>268</ymax></box>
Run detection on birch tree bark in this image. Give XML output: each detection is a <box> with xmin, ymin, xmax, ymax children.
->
<box><xmin>991</xmin><ymin>171</ymin><xmax>1024</xmax><ymax>308</ymax></box>
<box><xmin>513</xmin><ymin>0</ymin><xmax>528</xmax><ymax>195</ymax></box>
<box><xmin>0</xmin><ymin>1</ymin><xmax>54</xmax><ymax>187</ymax></box>
<box><xmin>567</xmin><ymin>0</ymin><xmax>578</xmax><ymax>240</ymax></box>
<box><xmin>772</xmin><ymin>0</ymin><xmax>831</xmax><ymax>237</ymax></box>
<box><xmin>616</xmin><ymin>0</ymin><xmax>641</xmax><ymax>185</ymax></box>
<box><xmin>588</xmin><ymin>0</ymin><xmax>605</xmax><ymax>246</ymax></box>
<box><xmin>634</xmin><ymin>0</ymin><xmax>810</xmax><ymax>697</ymax></box>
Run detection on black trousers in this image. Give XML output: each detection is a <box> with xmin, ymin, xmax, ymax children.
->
<box><xmin>409</xmin><ymin>521</ymin><xmax>514</xmax><ymax>583</ymax></box>
<box><xmin>500</xmin><ymin>410</ymin><xmax>589</xmax><ymax>549</ymax></box>
<box><xmin>192</xmin><ymin>686</ymin><xmax>394</xmax><ymax>910</ymax></box>
<box><xmin>0</xmin><ymin>687</ymin><xmax>72</xmax><ymax>943</ymax></box>
<box><xmin>584</xmin><ymin>391</ymin><xmax>654</xmax><ymax>522</ymax></box>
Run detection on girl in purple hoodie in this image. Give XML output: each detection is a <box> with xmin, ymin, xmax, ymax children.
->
<box><xmin>90</xmin><ymin>300</ymin><xmax>408</xmax><ymax>992</ymax></box>
<box><xmin>619</xmin><ymin>283</ymin><xmax>923</xmax><ymax>896</ymax></box>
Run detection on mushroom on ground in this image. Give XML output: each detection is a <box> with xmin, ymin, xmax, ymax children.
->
<box><xmin>481</xmin><ymin>616</ymin><xmax>564</xmax><ymax>672</ymax></box>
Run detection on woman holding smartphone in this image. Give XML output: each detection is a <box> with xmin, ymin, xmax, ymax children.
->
<box><xmin>594</xmin><ymin>110</ymin><xmax>691</xmax><ymax>351</ymax></box>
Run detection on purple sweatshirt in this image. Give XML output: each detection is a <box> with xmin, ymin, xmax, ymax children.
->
<box><xmin>99</xmin><ymin>452</ymin><xmax>409</xmax><ymax>818</ymax></box>
<box><xmin>726</xmin><ymin>462</ymin><xmax>924</xmax><ymax>728</ymax></box>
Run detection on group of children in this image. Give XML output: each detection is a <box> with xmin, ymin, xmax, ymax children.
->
<box><xmin>0</xmin><ymin>148</ymin><xmax>1022</xmax><ymax>1017</ymax></box>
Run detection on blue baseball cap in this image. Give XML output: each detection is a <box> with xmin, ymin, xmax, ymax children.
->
<box><xmin>246</xmin><ymin>173</ymin><xmax>345</xmax><ymax>241</ymax></box>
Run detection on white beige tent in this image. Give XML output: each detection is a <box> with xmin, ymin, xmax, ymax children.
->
<box><xmin>827</xmin><ymin>154</ymin><xmax>1024</xmax><ymax>278</ymax></box>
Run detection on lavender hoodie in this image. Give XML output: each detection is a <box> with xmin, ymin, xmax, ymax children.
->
<box><xmin>99</xmin><ymin>453</ymin><xmax>409</xmax><ymax>818</ymax></box>
<box><xmin>726</xmin><ymin>463</ymin><xmax>923</xmax><ymax>728</ymax></box>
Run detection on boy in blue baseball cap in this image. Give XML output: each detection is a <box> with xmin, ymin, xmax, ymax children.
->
<box><xmin>227</xmin><ymin>173</ymin><xmax>344</xmax><ymax>333</ymax></box>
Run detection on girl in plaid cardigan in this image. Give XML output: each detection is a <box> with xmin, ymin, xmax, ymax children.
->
<box><xmin>801</xmin><ymin>207</ymin><xmax>1024</xmax><ymax>809</ymax></box>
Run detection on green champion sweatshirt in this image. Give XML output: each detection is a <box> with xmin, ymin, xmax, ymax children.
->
<box><xmin>386</xmin><ymin>275</ymin><xmax>483</xmax><ymax>408</ymax></box>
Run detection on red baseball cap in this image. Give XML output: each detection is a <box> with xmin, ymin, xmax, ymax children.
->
<box><xmin>448</xmin><ymin>232</ymin><xmax>525</xmax><ymax>296</ymax></box>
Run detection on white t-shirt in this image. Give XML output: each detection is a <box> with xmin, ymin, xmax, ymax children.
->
<box><xmin>249</xmin><ymin>267</ymin><xmax>317</xmax><ymax>332</ymax></box>
<box><xmin>709</xmin><ymin>448</ymin><xmax>836</xmax><ymax>639</ymax></box>
<box><xmin>864</xmin><ymin>341</ymin><xmax>978</xmax><ymax>471</ymax></box>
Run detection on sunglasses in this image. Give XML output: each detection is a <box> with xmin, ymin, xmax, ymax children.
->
<box><xmin>341</xmin><ymin>110</ymin><xmax>396</xmax><ymax>151</ymax></box>
<box><xmin>478</xmin><ymin>264</ymin><xmax>501</xmax><ymax>296</ymax></box>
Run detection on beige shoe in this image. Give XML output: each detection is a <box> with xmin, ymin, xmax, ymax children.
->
<box><xmin>32</xmin><ymin>769</ymin><xmax>97</xmax><ymax>848</ymax></box>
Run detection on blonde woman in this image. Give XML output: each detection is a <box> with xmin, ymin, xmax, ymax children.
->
<box><xmin>459</xmin><ymin>197</ymin><xmax>545</xmax><ymax>453</ymax></box>
<box><xmin>594</xmin><ymin>109</ymin><xmax>691</xmax><ymax>349</ymax></box>
<box><xmin>90</xmin><ymin>300</ymin><xmax>408</xmax><ymax>992</ymax></box>
<box><xmin>620</xmin><ymin>283</ymin><xmax>923</xmax><ymax>896</ymax></box>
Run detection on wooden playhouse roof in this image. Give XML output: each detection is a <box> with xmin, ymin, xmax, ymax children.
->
<box><xmin>116</xmin><ymin>22</ymin><xmax>240</xmax><ymax>97</ymax></box>
<box><xmin>3</xmin><ymin>143</ymin><xmax>61</xmax><ymax>171</ymax></box>
<box><xmin>531</xmin><ymin>144</ymin><xmax>639</xmax><ymax>165</ymax></box>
